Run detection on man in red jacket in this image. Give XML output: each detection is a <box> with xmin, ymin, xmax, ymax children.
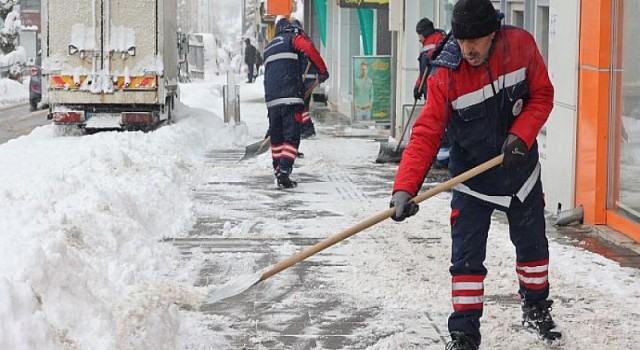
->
<box><xmin>414</xmin><ymin>17</ymin><xmax>449</xmax><ymax>168</ymax></box>
<box><xmin>389</xmin><ymin>0</ymin><xmax>562</xmax><ymax>349</ymax></box>
<box><xmin>414</xmin><ymin>17</ymin><xmax>445</xmax><ymax>101</ymax></box>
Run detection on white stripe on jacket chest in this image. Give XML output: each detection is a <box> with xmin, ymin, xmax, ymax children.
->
<box><xmin>452</xmin><ymin>67</ymin><xmax>527</xmax><ymax>110</ymax></box>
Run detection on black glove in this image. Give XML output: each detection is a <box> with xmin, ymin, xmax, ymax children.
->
<box><xmin>318</xmin><ymin>72</ymin><xmax>329</xmax><ymax>83</ymax></box>
<box><xmin>390</xmin><ymin>191</ymin><xmax>419</xmax><ymax>222</ymax></box>
<box><xmin>501</xmin><ymin>134</ymin><xmax>528</xmax><ymax>168</ymax></box>
<box><xmin>413</xmin><ymin>85</ymin><xmax>424</xmax><ymax>100</ymax></box>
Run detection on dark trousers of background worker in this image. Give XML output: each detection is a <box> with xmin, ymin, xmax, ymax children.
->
<box><xmin>268</xmin><ymin>105</ymin><xmax>302</xmax><ymax>177</ymax></box>
<box><xmin>300</xmin><ymin>90</ymin><xmax>316</xmax><ymax>139</ymax></box>
<box><xmin>447</xmin><ymin>180</ymin><xmax>549</xmax><ymax>344</ymax></box>
<box><xmin>247</xmin><ymin>64</ymin><xmax>255</xmax><ymax>83</ymax></box>
<box><xmin>435</xmin><ymin>130</ymin><xmax>451</xmax><ymax>168</ymax></box>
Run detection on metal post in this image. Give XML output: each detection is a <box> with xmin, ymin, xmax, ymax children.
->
<box><xmin>224</xmin><ymin>70</ymin><xmax>241</xmax><ymax>124</ymax></box>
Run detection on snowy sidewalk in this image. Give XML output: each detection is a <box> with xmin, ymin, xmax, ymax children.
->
<box><xmin>0</xmin><ymin>73</ymin><xmax>638</xmax><ymax>349</ymax></box>
<box><xmin>177</xmin><ymin>76</ymin><xmax>640</xmax><ymax>349</ymax></box>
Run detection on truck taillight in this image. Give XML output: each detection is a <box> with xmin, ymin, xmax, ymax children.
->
<box><xmin>31</xmin><ymin>67</ymin><xmax>39</xmax><ymax>76</ymax></box>
<box><xmin>121</xmin><ymin>112</ymin><xmax>153</xmax><ymax>125</ymax></box>
<box><xmin>52</xmin><ymin>111</ymin><xmax>86</xmax><ymax>124</ymax></box>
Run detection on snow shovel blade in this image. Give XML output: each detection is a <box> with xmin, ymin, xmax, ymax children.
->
<box><xmin>375</xmin><ymin>140</ymin><xmax>406</xmax><ymax>164</ymax></box>
<box><xmin>240</xmin><ymin>137</ymin><xmax>270</xmax><ymax>161</ymax></box>
<box><xmin>203</xmin><ymin>272</ymin><xmax>262</xmax><ymax>304</ymax></box>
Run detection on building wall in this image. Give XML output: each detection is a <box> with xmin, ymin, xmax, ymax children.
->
<box><xmin>540</xmin><ymin>0</ymin><xmax>580</xmax><ymax>215</ymax></box>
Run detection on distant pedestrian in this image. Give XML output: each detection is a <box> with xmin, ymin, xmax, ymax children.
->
<box><xmin>263</xmin><ymin>16</ymin><xmax>328</xmax><ymax>188</ymax></box>
<box><xmin>389</xmin><ymin>0</ymin><xmax>561</xmax><ymax>349</ymax></box>
<box><xmin>244</xmin><ymin>38</ymin><xmax>257</xmax><ymax>83</ymax></box>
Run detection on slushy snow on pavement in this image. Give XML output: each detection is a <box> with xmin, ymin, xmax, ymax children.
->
<box><xmin>0</xmin><ymin>73</ymin><xmax>638</xmax><ymax>349</ymax></box>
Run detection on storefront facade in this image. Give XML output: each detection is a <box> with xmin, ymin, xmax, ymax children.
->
<box><xmin>298</xmin><ymin>0</ymin><xmax>640</xmax><ymax>242</ymax></box>
<box><xmin>576</xmin><ymin>0</ymin><xmax>640</xmax><ymax>241</ymax></box>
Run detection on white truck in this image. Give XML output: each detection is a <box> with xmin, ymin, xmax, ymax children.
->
<box><xmin>41</xmin><ymin>0</ymin><xmax>179</xmax><ymax>131</ymax></box>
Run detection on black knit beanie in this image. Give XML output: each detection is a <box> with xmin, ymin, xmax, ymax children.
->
<box><xmin>451</xmin><ymin>0</ymin><xmax>500</xmax><ymax>39</ymax></box>
<box><xmin>416</xmin><ymin>17</ymin><xmax>435</xmax><ymax>37</ymax></box>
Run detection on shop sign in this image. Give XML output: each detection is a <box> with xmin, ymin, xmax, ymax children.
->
<box><xmin>337</xmin><ymin>0</ymin><xmax>389</xmax><ymax>9</ymax></box>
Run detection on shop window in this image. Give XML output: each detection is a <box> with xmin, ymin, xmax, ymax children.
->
<box><xmin>21</xmin><ymin>0</ymin><xmax>40</xmax><ymax>11</ymax></box>
<box><xmin>609</xmin><ymin>0</ymin><xmax>640</xmax><ymax>222</ymax></box>
<box><xmin>438</xmin><ymin>0</ymin><xmax>455</xmax><ymax>32</ymax></box>
<box><xmin>535</xmin><ymin>4</ymin><xmax>549</xmax><ymax>65</ymax></box>
<box><xmin>508</xmin><ymin>2</ymin><xmax>525</xmax><ymax>28</ymax></box>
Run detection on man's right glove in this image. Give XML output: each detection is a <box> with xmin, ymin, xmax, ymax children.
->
<box><xmin>390</xmin><ymin>191</ymin><xmax>419</xmax><ymax>222</ymax></box>
<box><xmin>413</xmin><ymin>85</ymin><xmax>424</xmax><ymax>100</ymax></box>
<box><xmin>318</xmin><ymin>72</ymin><xmax>329</xmax><ymax>83</ymax></box>
<box><xmin>501</xmin><ymin>133</ymin><xmax>528</xmax><ymax>168</ymax></box>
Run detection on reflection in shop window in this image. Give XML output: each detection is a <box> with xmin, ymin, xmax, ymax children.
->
<box><xmin>438</xmin><ymin>0</ymin><xmax>455</xmax><ymax>32</ymax></box>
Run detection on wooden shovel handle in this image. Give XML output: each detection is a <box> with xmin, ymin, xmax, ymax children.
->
<box><xmin>259</xmin><ymin>154</ymin><xmax>504</xmax><ymax>282</ymax></box>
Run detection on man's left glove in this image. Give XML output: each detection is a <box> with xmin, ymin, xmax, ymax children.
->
<box><xmin>390</xmin><ymin>191</ymin><xmax>419</xmax><ymax>222</ymax></box>
<box><xmin>413</xmin><ymin>85</ymin><xmax>424</xmax><ymax>100</ymax></box>
<box><xmin>501</xmin><ymin>134</ymin><xmax>528</xmax><ymax>168</ymax></box>
<box><xmin>318</xmin><ymin>72</ymin><xmax>329</xmax><ymax>83</ymax></box>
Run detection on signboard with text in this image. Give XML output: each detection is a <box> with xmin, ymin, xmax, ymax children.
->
<box><xmin>337</xmin><ymin>0</ymin><xmax>389</xmax><ymax>9</ymax></box>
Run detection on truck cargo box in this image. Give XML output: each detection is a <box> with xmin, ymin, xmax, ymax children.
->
<box><xmin>42</xmin><ymin>0</ymin><xmax>179</xmax><ymax>130</ymax></box>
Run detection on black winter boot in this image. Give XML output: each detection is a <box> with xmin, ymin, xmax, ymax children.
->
<box><xmin>522</xmin><ymin>299</ymin><xmax>562</xmax><ymax>343</ymax></box>
<box><xmin>276</xmin><ymin>173</ymin><xmax>297</xmax><ymax>189</ymax></box>
<box><xmin>300</xmin><ymin>124</ymin><xmax>316</xmax><ymax>139</ymax></box>
<box><xmin>445</xmin><ymin>332</ymin><xmax>479</xmax><ymax>350</ymax></box>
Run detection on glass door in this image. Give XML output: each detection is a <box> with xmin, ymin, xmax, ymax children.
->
<box><xmin>609</xmin><ymin>0</ymin><xmax>640</xmax><ymax>222</ymax></box>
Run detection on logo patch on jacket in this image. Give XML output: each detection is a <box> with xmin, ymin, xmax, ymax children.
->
<box><xmin>512</xmin><ymin>98</ymin><xmax>524</xmax><ymax>116</ymax></box>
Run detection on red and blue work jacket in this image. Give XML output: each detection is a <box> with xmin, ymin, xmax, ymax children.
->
<box><xmin>263</xmin><ymin>26</ymin><xmax>328</xmax><ymax>109</ymax></box>
<box><xmin>394</xmin><ymin>26</ymin><xmax>554</xmax><ymax>207</ymax></box>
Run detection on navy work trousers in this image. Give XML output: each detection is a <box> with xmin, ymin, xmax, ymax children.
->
<box><xmin>268</xmin><ymin>104</ymin><xmax>301</xmax><ymax>175</ymax></box>
<box><xmin>447</xmin><ymin>179</ymin><xmax>550</xmax><ymax>344</ymax></box>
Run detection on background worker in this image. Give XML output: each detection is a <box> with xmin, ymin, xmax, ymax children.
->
<box><xmin>291</xmin><ymin>19</ymin><xmax>325</xmax><ymax>140</ymax></box>
<box><xmin>414</xmin><ymin>17</ymin><xmax>450</xmax><ymax>168</ymax></box>
<box><xmin>263</xmin><ymin>16</ymin><xmax>328</xmax><ymax>188</ymax></box>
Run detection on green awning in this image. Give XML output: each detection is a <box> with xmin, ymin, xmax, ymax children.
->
<box><xmin>314</xmin><ymin>0</ymin><xmax>327</xmax><ymax>46</ymax></box>
<box><xmin>357</xmin><ymin>8</ymin><xmax>374</xmax><ymax>56</ymax></box>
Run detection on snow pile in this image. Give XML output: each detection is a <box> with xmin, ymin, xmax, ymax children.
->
<box><xmin>0</xmin><ymin>77</ymin><xmax>28</xmax><ymax>108</ymax></box>
<box><xmin>0</xmin><ymin>90</ymin><xmax>248</xmax><ymax>348</ymax></box>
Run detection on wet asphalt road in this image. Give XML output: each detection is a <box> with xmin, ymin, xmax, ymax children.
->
<box><xmin>0</xmin><ymin>103</ymin><xmax>49</xmax><ymax>144</ymax></box>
